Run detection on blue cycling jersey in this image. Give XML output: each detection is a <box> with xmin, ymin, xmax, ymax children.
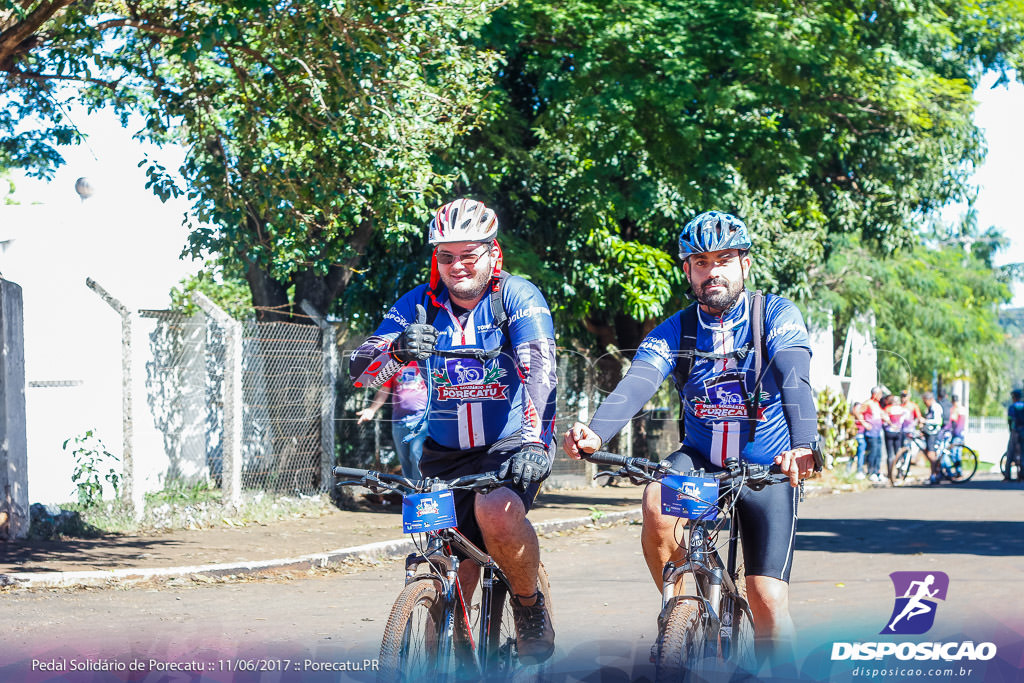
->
<box><xmin>364</xmin><ymin>278</ymin><xmax>556</xmax><ymax>451</ymax></box>
<box><xmin>634</xmin><ymin>291</ymin><xmax>811</xmax><ymax>466</ymax></box>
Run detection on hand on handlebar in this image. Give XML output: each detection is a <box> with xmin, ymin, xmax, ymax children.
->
<box><xmin>498</xmin><ymin>444</ymin><xmax>551</xmax><ymax>490</ymax></box>
<box><xmin>773</xmin><ymin>447</ymin><xmax>816</xmax><ymax>488</ymax></box>
<box><xmin>392</xmin><ymin>304</ymin><xmax>438</xmax><ymax>363</ymax></box>
<box><xmin>562</xmin><ymin>421</ymin><xmax>602</xmax><ymax>460</ymax></box>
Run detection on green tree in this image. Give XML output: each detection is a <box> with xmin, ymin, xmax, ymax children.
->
<box><xmin>447</xmin><ymin>0</ymin><xmax>1024</xmax><ymax>361</ymax></box>
<box><xmin>3</xmin><ymin>0</ymin><xmax>501</xmax><ymax>320</ymax></box>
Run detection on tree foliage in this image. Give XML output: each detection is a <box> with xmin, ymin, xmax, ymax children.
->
<box><xmin>2</xmin><ymin>0</ymin><xmax>502</xmax><ymax>320</ymax></box>
<box><xmin>4</xmin><ymin>0</ymin><xmax>1024</xmax><ymax>403</ymax></box>
<box><xmin>447</xmin><ymin>0</ymin><xmax>1024</xmax><ymax>352</ymax></box>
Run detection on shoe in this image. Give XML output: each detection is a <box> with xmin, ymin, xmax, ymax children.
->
<box><xmin>511</xmin><ymin>590</ymin><xmax>555</xmax><ymax>665</ymax></box>
<box><xmin>855</xmin><ymin>472</ymin><xmax>866</xmax><ymax>480</ymax></box>
<box><xmin>929</xmin><ymin>475</ymin><xmax>940</xmax><ymax>485</ymax></box>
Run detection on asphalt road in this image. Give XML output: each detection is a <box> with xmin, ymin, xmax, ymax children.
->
<box><xmin>2</xmin><ymin>474</ymin><xmax>1022</xmax><ymax>682</ymax></box>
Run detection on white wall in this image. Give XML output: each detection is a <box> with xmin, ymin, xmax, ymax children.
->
<box><xmin>1</xmin><ymin>179</ymin><xmax>201</xmax><ymax>504</ymax></box>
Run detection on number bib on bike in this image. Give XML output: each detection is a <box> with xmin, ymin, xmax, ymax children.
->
<box><xmin>402</xmin><ymin>490</ymin><xmax>458</xmax><ymax>533</ymax></box>
<box><xmin>660</xmin><ymin>474</ymin><xmax>720</xmax><ymax>521</ymax></box>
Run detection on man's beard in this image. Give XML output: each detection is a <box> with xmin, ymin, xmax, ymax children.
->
<box><xmin>695</xmin><ymin>275</ymin><xmax>745</xmax><ymax>312</ymax></box>
<box><xmin>444</xmin><ymin>267</ymin><xmax>491</xmax><ymax>303</ymax></box>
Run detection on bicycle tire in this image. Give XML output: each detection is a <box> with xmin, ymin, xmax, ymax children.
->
<box><xmin>485</xmin><ymin>562</ymin><xmax>553</xmax><ymax>677</ymax></box>
<box><xmin>377</xmin><ymin>579</ymin><xmax>451</xmax><ymax>682</ymax></box>
<box><xmin>947</xmin><ymin>445</ymin><xmax>979</xmax><ymax>483</ymax></box>
<box><xmin>655</xmin><ymin>597</ymin><xmax>711</xmax><ymax>683</ymax></box>
<box><xmin>888</xmin><ymin>447</ymin><xmax>911</xmax><ymax>485</ymax></box>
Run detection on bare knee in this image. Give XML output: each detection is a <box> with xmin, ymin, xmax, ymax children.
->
<box><xmin>642</xmin><ymin>483</ymin><xmax>685</xmax><ymax>540</ymax></box>
<box><xmin>475</xmin><ymin>489</ymin><xmax>527</xmax><ymax>537</ymax></box>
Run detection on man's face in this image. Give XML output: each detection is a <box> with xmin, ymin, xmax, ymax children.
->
<box><xmin>924</xmin><ymin>397</ymin><xmax>934</xmax><ymax>407</ymax></box>
<box><xmin>435</xmin><ymin>240</ymin><xmax>495</xmax><ymax>304</ymax></box>
<box><xmin>682</xmin><ymin>248</ymin><xmax>751</xmax><ymax>313</ymax></box>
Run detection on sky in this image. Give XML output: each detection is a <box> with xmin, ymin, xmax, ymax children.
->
<box><xmin>968</xmin><ymin>71</ymin><xmax>1024</xmax><ymax>303</ymax></box>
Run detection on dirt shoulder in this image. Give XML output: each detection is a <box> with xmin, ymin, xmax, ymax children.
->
<box><xmin>0</xmin><ymin>484</ymin><xmax>644</xmax><ymax>575</ymax></box>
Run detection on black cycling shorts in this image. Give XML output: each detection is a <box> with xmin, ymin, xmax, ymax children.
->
<box><xmin>923</xmin><ymin>431</ymin><xmax>941</xmax><ymax>453</ymax></box>
<box><xmin>419</xmin><ymin>435</ymin><xmax>540</xmax><ymax>555</ymax></box>
<box><xmin>662</xmin><ymin>448</ymin><xmax>799</xmax><ymax>583</ymax></box>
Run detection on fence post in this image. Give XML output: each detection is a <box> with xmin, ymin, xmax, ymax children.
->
<box><xmin>193</xmin><ymin>293</ymin><xmax>242</xmax><ymax>505</ymax></box>
<box><xmin>0</xmin><ymin>279</ymin><xmax>29</xmax><ymax>540</ymax></box>
<box><xmin>85</xmin><ymin>278</ymin><xmax>143</xmax><ymax>516</ymax></box>
<box><xmin>300</xmin><ymin>300</ymin><xmax>337</xmax><ymax>492</ymax></box>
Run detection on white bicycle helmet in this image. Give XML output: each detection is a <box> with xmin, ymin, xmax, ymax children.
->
<box><xmin>428</xmin><ymin>198</ymin><xmax>498</xmax><ymax>245</ymax></box>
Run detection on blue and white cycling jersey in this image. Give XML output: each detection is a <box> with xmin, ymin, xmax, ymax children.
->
<box><xmin>359</xmin><ymin>278</ymin><xmax>556</xmax><ymax>451</ymax></box>
<box><xmin>634</xmin><ymin>290</ymin><xmax>810</xmax><ymax>466</ymax></box>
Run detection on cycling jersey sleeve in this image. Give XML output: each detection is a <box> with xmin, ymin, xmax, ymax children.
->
<box><xmin>504</xmin><ymin>277</ymin><xmax>558</xmax><ymax>449</ymax></box>
<box><xmin>514</xmin><ymin>339</ymin><xmax>558</xmax><ymax>450</ymax></box>
<box><xmin>589</xmin><ymin>360</ymin><xmax>666</xmax><ymax>445</ymax></box>
<box><xmin>770</xmin><ymin>347</ymin><xmax>818</xmax><ymax>449</ymax></box>
<box><xmin>349</xmin><ymin>285</ymin><xmax>427</xmax><ymax>388</ymax></box>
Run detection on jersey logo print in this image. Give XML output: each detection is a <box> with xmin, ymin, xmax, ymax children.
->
<box><xmin>693</xmin><ymin>372</ymin><xmax>769</xmax><ymax>421</ymax></box>
<box><xmin>432</xmin><ymin>358</ymin><xmax>509</xmax><ymax>402</ymax></box>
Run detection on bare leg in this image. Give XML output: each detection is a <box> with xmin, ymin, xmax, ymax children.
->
<box><xmin>474</xmin><ymin>489</ymin><xmax>540</xmax><ymax>600</ymax></box>
<box><xmin>746</xmin><ymin>575</ymin><xmax>795</xmax><ymax>671</ymax></box>
<box><xmin>640</xmin><ymin>483</ymin><xmax>688</xmax><ymax>591</ymax></box>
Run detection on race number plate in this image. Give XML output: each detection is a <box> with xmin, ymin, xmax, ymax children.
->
<box><xmin>402</xmin><ymin>490</ymin><xmax>458</xmax><ymax>533</ymax></box>
<box><xmin>660</xmin><ymin>475</ymin><xmax>719</xmax><ymax>521</ymax></box>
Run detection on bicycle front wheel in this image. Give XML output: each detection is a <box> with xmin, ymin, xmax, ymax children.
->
<box><xmin>655</xmin><ymin>597</ymin><xmax>711</xmax><ymax>683</ymax></box>
<box><xmin>378</xmin><ymin>579</ymin><xmax>451</xmax><ymax>682</ymax></box>
<box><xmin>888</xmin><ymin>447</ymin><xmax>911</xmax><ymax>485</ymax></box>
<box><xmin>947</xmin><ymin>445</ymin><xmax>979</xmax><ymax>483</ymax></box>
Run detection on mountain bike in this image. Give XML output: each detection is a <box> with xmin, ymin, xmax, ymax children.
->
<box><xmin>584</xmin><ymin>451</ymin><xmax>788</xmax><ymax>683</ymax></box>
<box><xmin>889</xmin><ymin>432</ymin><xmax>925</xmax><ymax>485</ymax></box>
<box><xmin>999</xmin><ymin>434</ymin><xmax>1023</xmax><ymax>481</ymax></box>
<box><xmin>935</xmin><ymin>434</ymin><xmax>979</xmax><ymax>484</ymax></box>
<box><xmin>334</xmin><ymin>465</ymin><xmax>551</xmax><ymax>682</ymax></box>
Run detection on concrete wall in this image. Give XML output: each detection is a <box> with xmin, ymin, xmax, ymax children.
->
<box><xmin>0</xmin><ymin>279</ymin><xmax>29</xmax><ymax>539</ymax></box>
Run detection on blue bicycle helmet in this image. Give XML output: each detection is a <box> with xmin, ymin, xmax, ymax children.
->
<box><xmin>678</xmin><ymin>211</ymin><xmax>752</xmax><ymax>258</ymax></box>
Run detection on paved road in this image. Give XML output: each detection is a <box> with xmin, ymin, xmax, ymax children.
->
<box><xmin>2</xmin><ymin>474</ymin><xmax>1022</xmax><ymax>682</ymax></box>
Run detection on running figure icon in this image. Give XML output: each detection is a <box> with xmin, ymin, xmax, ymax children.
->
<box><xmin>881</xmin><ymin>571</ymin><xmax>949</xmax><ymax>635</ymax></box>
<box><xmin>888</xmin><ymin>575</ymin><xmax>938</xmax><ymax>631</ymax></box>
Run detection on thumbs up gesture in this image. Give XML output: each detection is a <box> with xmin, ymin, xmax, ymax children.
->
<box><xmin>392</xmin><ymin>304</ymin><xmax>439</xmax><ymax>363</ymax></box>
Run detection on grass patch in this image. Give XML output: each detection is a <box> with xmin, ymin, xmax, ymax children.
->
<box><xmin>50</xmin><ymin>482</ymin><xmax>336</xmax><ymax>536</ymax></box>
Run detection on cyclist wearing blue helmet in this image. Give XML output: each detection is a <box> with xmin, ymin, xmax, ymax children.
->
<box><xmin>564</xmin><ymin>210</ymin><xmax>821</xmax><ymax>665</ymax></box>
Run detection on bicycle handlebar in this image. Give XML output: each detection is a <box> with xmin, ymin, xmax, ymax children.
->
<box><xmin>583</xmin><ymin>451</ymin><xmax>783</xmax><ymax>486</ymax></box>
<box><xmin>332</xmin><ymin>466</ymin><xmax>508</xmax><ymax>496</ymax></box>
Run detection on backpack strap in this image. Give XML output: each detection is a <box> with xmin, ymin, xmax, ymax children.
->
<box><xmin>425</xmin><ymin>271</ymin><xmax>511</xmax><ymax>340</ymax></box>
<box><xmin>746</xmin><ymin>290</ymin><xmax>765</xmax><ymax>445</ymax></box>
<box><xmin>673</xmin><ymin>303</ymin><xmax>700</xmax><ymax>442</ymax></box>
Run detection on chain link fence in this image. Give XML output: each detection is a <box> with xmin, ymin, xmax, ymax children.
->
<box><xmin>124</xmin><ymin>298</ymin><xmax>682</xmax><ymax>500</ymax></box>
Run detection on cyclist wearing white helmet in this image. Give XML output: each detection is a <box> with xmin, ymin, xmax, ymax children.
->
<box><xmin>563</xmin><ymin>210</ymin><xmax>821</xmax><ymax>665</ymax></box>
<box><xmin>350</xmin><ymin>198</ymin><xmax>557</xmax><ymax>663</ymax></box>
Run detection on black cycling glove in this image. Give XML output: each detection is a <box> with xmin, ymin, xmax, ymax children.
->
<box><xmin>392</xmin><ymin>304</ymin><xmax>438</xmax><ymax>363</ymax></box>
<box><xmin>499</xmin><ymin>444</ymin><xmax>552</xmax><ymax>490</ymax></box>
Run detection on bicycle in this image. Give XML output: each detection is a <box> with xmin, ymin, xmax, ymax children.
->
<box><xmin>999</xmin><ymin>434</ymin><xmax>1023</xmax><ymax>481</ymax></box>
<box><xmin>932</xmin><ymin>433</ymin><xmax>979</xmax><ymax>484</ymax></box>
<box><xmin>584</xmin><ymin>451</ymin><xmax>788</xmax><ymax>683</ymax></box>
<box><xmin>334</xmin><ymin>465</ymin><xmax>551</xmax><ymax>682</ymax></box>
<box><xmin>888</xmin><ymin>432</ymin><xmax>925</xmax><ymax>485</ymax></box>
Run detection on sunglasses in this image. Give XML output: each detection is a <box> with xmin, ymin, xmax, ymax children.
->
<box><xmin>435</xmin><ymin>245</ymin><xmax>490</xmax><ymax>266</ymax></box>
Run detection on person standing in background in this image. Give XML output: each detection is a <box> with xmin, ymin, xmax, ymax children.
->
<box><xmin>862</xmin><ymin>387</ymin><xmax>888</xmax><ymax>482</ymax></box>
<box><xmin>356</xmin><ymin>361</ymin><xmax>428</xmax><ymax>478</ymax></box>
<box><xmin>946</xmin><ymin>394</ymin><xmax>967</xmax><ymax>444</ymax></box>
<box><xmin>850</xmin><ymin>401</ymin><xmax>867</xmax><ymax>478</ymax></box>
